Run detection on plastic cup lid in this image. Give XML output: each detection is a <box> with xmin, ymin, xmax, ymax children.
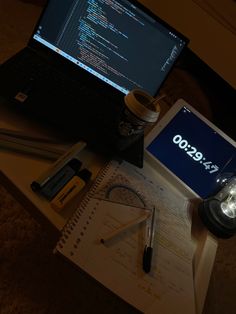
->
<box><xmin>124</xmin><ymin>89</ymin><xmax>160</xmax><ymax>123</ymax></box>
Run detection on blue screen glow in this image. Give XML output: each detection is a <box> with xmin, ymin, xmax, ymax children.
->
<box><xmin>146</xmin><ymin>107</ymin><xmax>236</xmax><ymax>198</ymax></box>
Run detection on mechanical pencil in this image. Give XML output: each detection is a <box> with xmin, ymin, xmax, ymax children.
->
<box><xmin>143</xmin><ymin>206</ymin><xmax>156</xmax><ymax>273</ymax></box>
<box><xmin>100</xmin><ymin>210</ymin><xmax>151</xmax><ymax>244</ymax></box>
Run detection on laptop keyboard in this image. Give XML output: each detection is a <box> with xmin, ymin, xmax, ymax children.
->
<box><xmin>0</xmin><ymin>48</ymin><xmax>127</xmax><ymax>143</ymax></box>
<box><xmin>0</xmin><ymin>48</ymin><xmax>144</xmax><ymax>166</ymax></box>
<box><xmin>1</xmin><ymin>48</ymin><xmax>122</xmax><ymax>125</ymax></box>
<box><xmin>5</xmin><ymin>48</ymin><xmax>96</xmax><ymax>99</ymax></box>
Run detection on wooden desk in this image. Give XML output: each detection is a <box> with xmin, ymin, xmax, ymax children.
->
<box><xmin>0</xmin><ymin>97</ymin><xmax>217</xmax><ymax>314</ymax></box>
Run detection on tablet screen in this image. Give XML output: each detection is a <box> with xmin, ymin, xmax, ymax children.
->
<box><xmin>146</xmin><ymin>105</ymin><xmax>236</xmax><ymax>198</ymax></box>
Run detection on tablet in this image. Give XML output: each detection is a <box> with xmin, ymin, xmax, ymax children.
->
<box><xmin>144</xmin><ymin>99</ymin><xmax>236</xmax><ymax>199</ymax></box>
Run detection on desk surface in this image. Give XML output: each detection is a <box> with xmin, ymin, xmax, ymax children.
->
<box><xmin>0</xmin><ymin>2</ymin><xmax>219</xmax><ymax>312</ymax></box>
<box><xmin>0</xmin><ymin>98</ymin><xmax>107</xmax><ymax>231</ymax></box>
<box><xmin>0</xmin><ymin>96</ymin><xmax>217</xmax><ymax>314</ymax></box>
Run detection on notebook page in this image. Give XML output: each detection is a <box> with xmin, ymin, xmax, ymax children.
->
<box><xmin>55</xmin><ymin>160</ymin><xmax>196</xmax><ymax>314</ymax></box>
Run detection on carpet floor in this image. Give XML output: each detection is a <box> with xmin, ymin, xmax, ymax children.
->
<box><xmin>0</xmin><ymin>185</ymin><xmax>140</xmax><ymax>314</ymax></box>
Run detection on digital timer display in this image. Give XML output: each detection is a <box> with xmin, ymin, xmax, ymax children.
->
<box><xmin>172</xmin><ymin>134</ymin><xmax>219</xmax><ymax>174</ymax></box>
<box><xmin>146</xmin><ymin>107</ymin><xmax>236</xmax><ymax>198</ymax></box>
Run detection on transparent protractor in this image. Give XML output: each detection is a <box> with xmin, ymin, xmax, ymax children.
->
<box><xmin>105</xmin><ymin>184</ymin><xmax>146</xmax><ymax>208</ymax></box>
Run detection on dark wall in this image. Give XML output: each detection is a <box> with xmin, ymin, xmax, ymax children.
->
<box><xmin>177</xmin><ymin>48</ymin><xmax>236</xmax><ymax>141</ymax></box>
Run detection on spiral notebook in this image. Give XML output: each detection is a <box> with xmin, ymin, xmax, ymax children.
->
<box><xmin>55</xmin><ymin>159</ymin><xmax>196</xmax><ymax>314</ymax></box>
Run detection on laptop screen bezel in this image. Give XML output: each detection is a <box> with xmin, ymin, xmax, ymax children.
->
<box><xmin>27</xmin><ymin>0</ymin><xmax>189</xmax><ymax>97</ymax></box>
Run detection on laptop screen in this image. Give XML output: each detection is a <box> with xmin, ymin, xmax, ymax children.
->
<box><xmin>32</xmin><ymin>0</ymin><xmax>188</xmax><ymax>96</ymax></box>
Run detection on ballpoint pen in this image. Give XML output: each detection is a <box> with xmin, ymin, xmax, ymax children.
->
<box><xmin>143</xmin><ymin>206</ymin><xmax>156</xmax><ymax>273</ymax></box>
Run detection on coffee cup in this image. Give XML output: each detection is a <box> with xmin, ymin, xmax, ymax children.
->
<box><xmin>118</xmin><ymin>89</ymin><xmax>161</xmax><ymax>137</ymax></box>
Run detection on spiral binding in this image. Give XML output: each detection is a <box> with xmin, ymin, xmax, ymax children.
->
<box><xmin>56</xmin><ymin>159</ymin><xmax>121</xmax><ymax>250</ymax></box>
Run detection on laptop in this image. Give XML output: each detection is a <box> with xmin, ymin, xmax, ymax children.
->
<box><xmin>145</xmin><ymin>99</ymin><xmax>236</xmax><ymax>199</ymax></box>
<box><xmin>0</xmin><ymin>0</ymin><xmax>188</xmax><ymax>167</ymax></box>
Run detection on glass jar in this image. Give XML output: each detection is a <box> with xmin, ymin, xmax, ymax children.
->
<box><xmin>198</xmin><ymin>176</ymin><xmax>236</xmax><ymax>238</ymax></box>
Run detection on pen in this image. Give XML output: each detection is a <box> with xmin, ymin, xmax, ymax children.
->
<box><xmin>143</xmin><ymin>206</ymin><xmax>156</xmax><ymax>273</ymax></box>
<box><xmin>0</xmin><ymin>137</ymin><xmax>63</xmax><ymax>160</ymax></box>
<box><xmin>100</xmin><ymin>210</ymin><xmax>151</xmax><ymax>244</ymax></box>
<box><xmin>31</xmin><ymin>140</ymin><xmax>86</xmax><ymax>191</ymax></box>
<box><xmin>0</xmin><ymin>127</ymin><xmax>64</xmax><ymax>143</ymax></box>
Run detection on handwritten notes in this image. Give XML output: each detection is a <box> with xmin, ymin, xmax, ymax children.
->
<box><xmin>56</xmin><ymin>159</ymin><xmax>196</xmax><ymax>313</ymax></box>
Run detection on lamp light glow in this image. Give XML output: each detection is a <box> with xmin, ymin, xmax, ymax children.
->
<box><xmin>198</xmin><ymin>176</ymin><xmax>236</xmax><ymax>238</ymax></box>
<box><xmin>220</xmin><ymin>192</ymin><xmax>236</xmax><ymax>219</ymax></box>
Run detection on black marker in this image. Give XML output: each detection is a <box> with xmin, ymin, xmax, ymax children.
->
<box><xmin>39</xmin><ymin>158</ymin><xmax>82</xmax><ymax>201</ymax></box>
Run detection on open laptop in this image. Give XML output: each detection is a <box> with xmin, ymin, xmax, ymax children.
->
<box><xmin>145</xmin><ymin>99</ymin><xmax>236</xmax><ymax>199</ymax></box>
<box><xmin>0</xmin><ymin>0</ymin><xmax>188</xmax><ymax>167</ymax></box>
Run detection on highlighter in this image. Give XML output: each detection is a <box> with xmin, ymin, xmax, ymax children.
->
<box><xmin>40</xmin><ymin>158</ymin><xmax>82</xmax><ymax>200</ymax></box>
<box><xmin>50</xmin><ymin>168</ymin><xmax>92</xmax><ymax>211</ymax></box>
<box><xmin>31</xmin><ymin>141</ymin><xmax>86</xmax><ymax>191</ymax></box>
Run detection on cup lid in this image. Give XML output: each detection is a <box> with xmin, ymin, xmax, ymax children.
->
<box><xmin>124</xmin><ymin>89</ymin><xmax>160</xmax><ymax>123</ymax></box>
